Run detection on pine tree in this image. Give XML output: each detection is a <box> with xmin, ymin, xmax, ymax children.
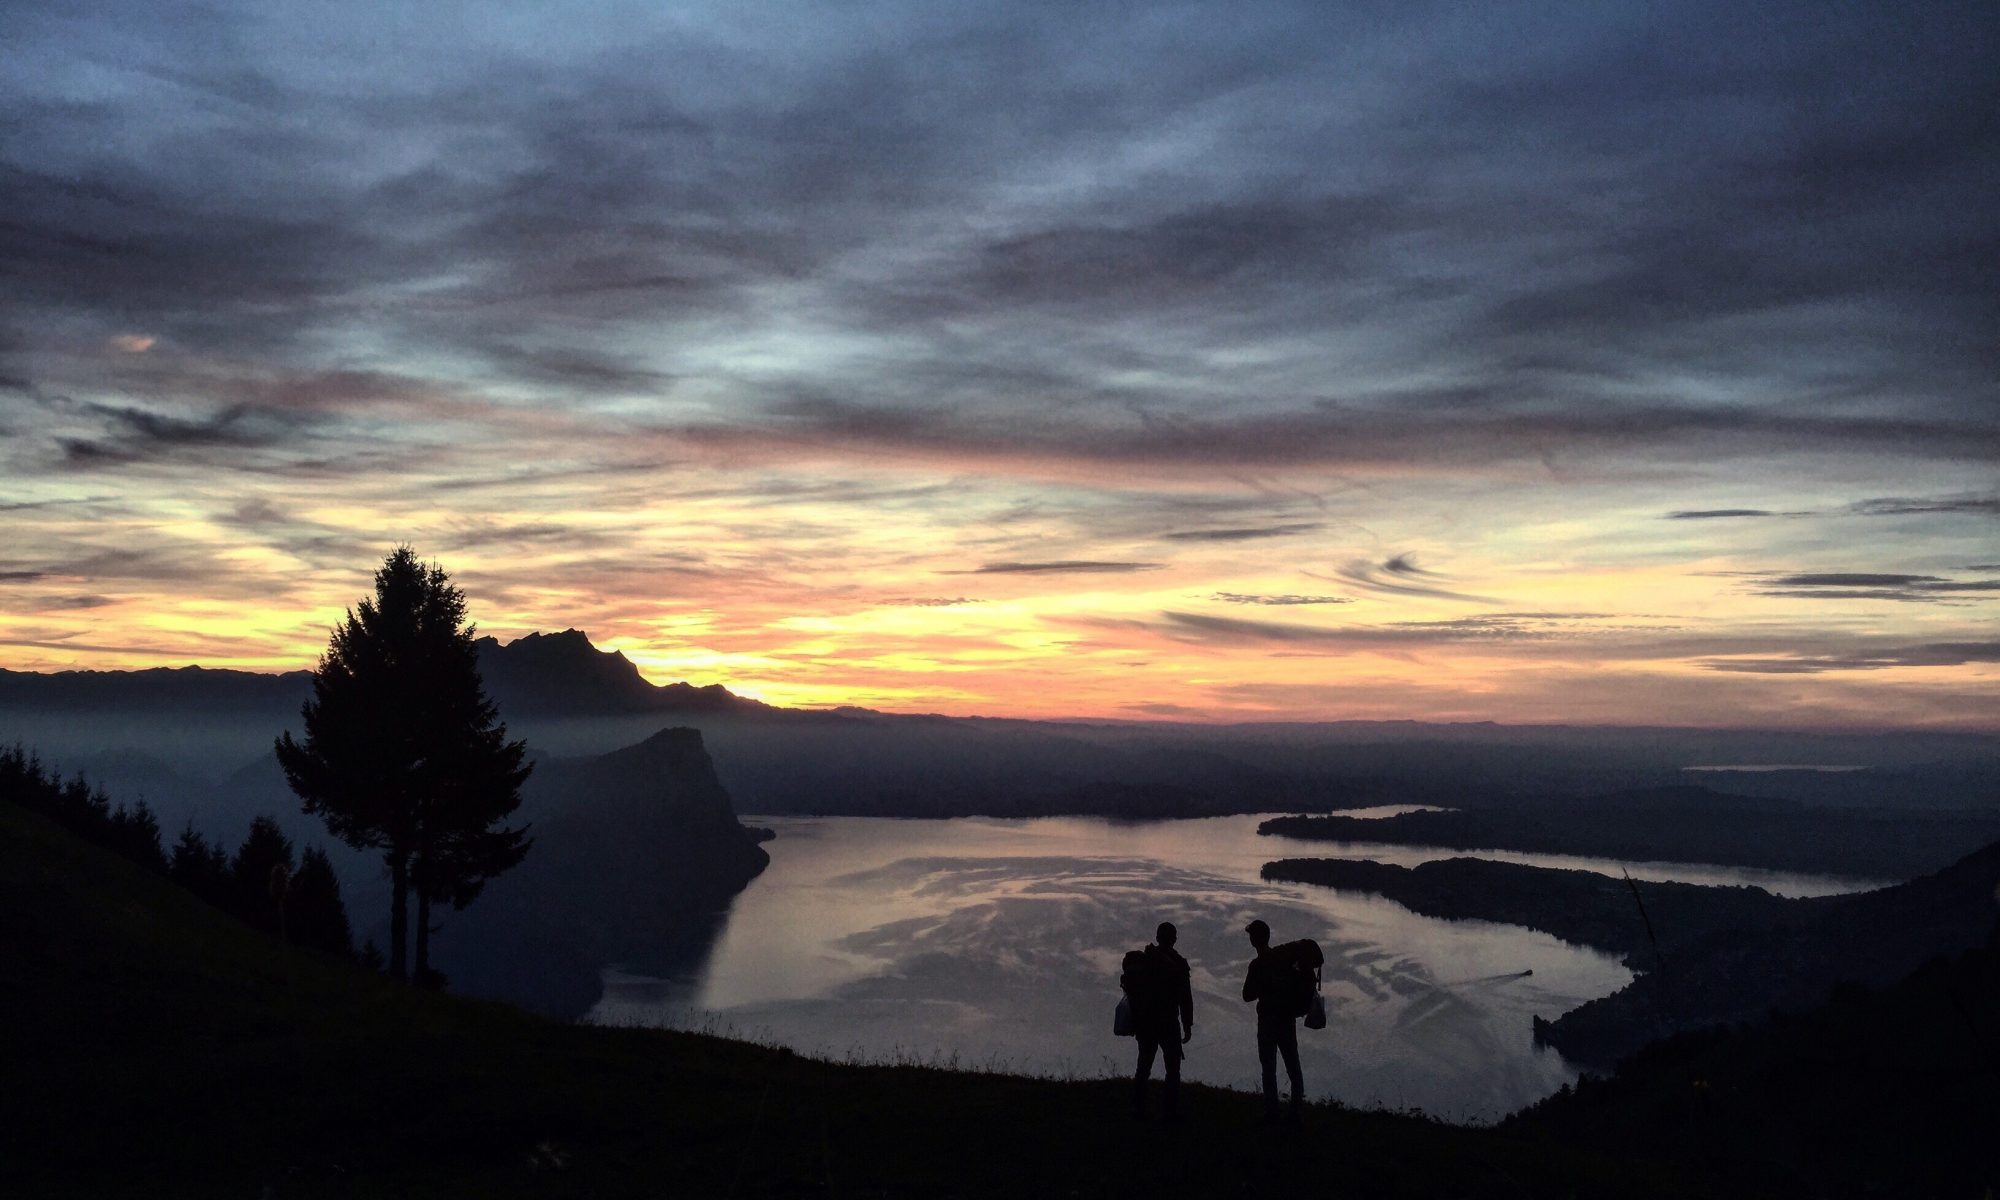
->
<box><xmin>289</xmin><ymin>846</ymin><xmax>355</xmax><ymax>957</ymax></box>
<box><xmin>169</xmin><ymin>822</ymin><xmax>235</xmax><ymax>908</ymax></box>
<box><xmin>168</xmin><ymin>821</ymin><xmax>207</xmax><ymax>881</ymax></box>
<box><xmin>231</xmin><ymin>815</ymin><xmax>296</xmax><ymax>937</ymax></box>
<box><xmin>110</xmin><ymin>798</ymin><xmax>166</xmax><ymax>874</ymax></box>
<box><xmin>275</xmin><ymin>547</ymin><xmax>532</xmax><ymax>981</ymax></box>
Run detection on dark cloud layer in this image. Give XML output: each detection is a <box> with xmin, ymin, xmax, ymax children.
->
<box><xmin>2</xmin><ymin>0</ymin><xmax>1994</xmax><ymax>486</ymax></box>
<box><xmin>1748</xmin><ymin>572</ymin><xmax>2000</xmax><ymax>602</ymax></box>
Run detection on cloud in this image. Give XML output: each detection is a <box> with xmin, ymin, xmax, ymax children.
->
<box><xmin>1745</xmin><ymin>572</ymin><xmax>2000</xmax><ymax>602</ymax></box>
<box><xmin>1121</xmin><ymin>701</ymin><xmax>1211</xmax><ymax>717</ymax></box>
<box><xmin>1331</xmin><ymin>554</ymin><xmax>1498</xmax><ymax>604</ymax></box>
<box><xmin>963</xmin><ymin>561</ymin><xmax>1163</xmax><ymax>575</ymax></box>
<box><xmin>1848</xmin><ymin>494</ymin><xmax>2000</xmax><ymax>517</ymax></box>
<box><xmin>1700</xmin><ymin>643</ymin><xmax>2000</xmax><ymax>674</ymax></box>
<box><xmin>53</xmin><ymin>401</ymin><xmax>318</xmax><ymax>470</ymax></box>
<box><xmin>661</xmin><ymin>398</ymin><xmax>2000</xmax><ymax>480</ymax></box>
<box><xmin>0</xmin><ymin>594</ymin><xmax>118</xmax><ymax>613</ymax></box>
<box><xmin>3</xmin><ymin>0</ymin><xmax>1998</xmax><ymax>728</ymax></box>
<box><xmin>1666</xmin><ymin>495</ymin><xmax>1999</xmax><ymax>522</ymax></box>
<box><xmin>1212</xmin><ymin>593</ymin><xmax>1351</xmax><ymax>606</ymax></box>
<box><xmin>1162</xmin><ymin>523</ymin><xmax>1322</xmax><ymax>542</ymax></box>
<box><xmin>958</xmin><ymin>195</ymin><xmax>1407</xmax><ymax>307</ymax></box>
<box><xmin>1157</xmin><ymin>610</ymin><xmax>1549</xmax><ymax>649</ymax></box>
<box><xmin>883</xmin><ymin>596</ymin><xmax>978</xmax><ymax>607</ymax></box>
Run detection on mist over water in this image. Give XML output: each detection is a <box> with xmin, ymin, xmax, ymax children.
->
<box><xmin>586</xmin><ymin>814</ymin><xmax>1877</xmax><ymax>1121</ymax></box>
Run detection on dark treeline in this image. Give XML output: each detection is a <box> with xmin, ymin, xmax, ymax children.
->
<box><xmin>1</xmin><ymin>743</ymin><xmax>168</xmax><ymax>872</ymax></box>
<box><xmin>2</xmin><ymin>743</ymin><xmax>359</xmax><ymax>961</ymax></box>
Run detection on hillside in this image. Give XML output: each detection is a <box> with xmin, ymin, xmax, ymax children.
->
<box><xmin>1508</xmin><ymin>932</ymin><xmax>2000</xmax><ymax>1199</ymax></box>
<box><xmin>1536</xmin><ymin>839</ymin><xmax>2000</xmax><ymax>1064</ymax></box>
<box><xmin>0</xmin><ymin>800</ymin><xmax>1685</xmax><ymax>1199</ymax></box>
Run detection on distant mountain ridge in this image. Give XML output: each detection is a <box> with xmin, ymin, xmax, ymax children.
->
<box><xmin>5</xmin><ymin>630</ymin><xmax>1995</xmax><ymax>852</ymax></box>
<box><xmin>0</xmin><ymin>629</ymin><xmax>779</xmax><ymax>719</ymax></box>
<box><xmin>0</xmin><ymin>663</ymin><xmax>314</xmax><ymax>712</ymax></box>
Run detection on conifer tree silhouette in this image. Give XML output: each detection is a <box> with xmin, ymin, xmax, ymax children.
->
<box><xmin>231</xmin><ymin>815</ymin><xmax>295</xmax><ymax>937</ymax></box>
<box><xmin>290</xmin><ymin>845</ymin><xmax>355</xmax><ymax>957</ymax></box>
<box><xmin>276</xmin><ymin>547</ymin><xmax>531</xmax><ymax>982</ymax></box>
<box><xmin>168</xmin><ymin>821</ymin><xmax>231</xmax><ymax>906</ymax></box>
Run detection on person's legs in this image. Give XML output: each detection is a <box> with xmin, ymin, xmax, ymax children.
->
<box><xmin>1160</xmin><ymin>1037</ymin><xmax>1183</xmax><ymax>1120</ymax></box>
<box><xmin>1134</xmin><ymin>1031</ymin><xmax>1160</xmax><ymax>1116</ymax></box>
<box><xmin>1256</xmin><ymin>1019</ymin><xmax>1280</xmax><ymax>1120</ymax></box>
<box><xmin>1276</xmin><ymin>1020</ymin><xmax>1304</xmax><ymax>1123</ymax></box>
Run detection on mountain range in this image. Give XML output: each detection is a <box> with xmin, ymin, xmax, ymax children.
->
<box><xmin>3</xmin><ymin>629</ymin><xmax>1995</xmax><ymax>870</ymax></box>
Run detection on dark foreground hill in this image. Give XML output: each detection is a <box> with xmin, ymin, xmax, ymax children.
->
<box><xmin>1</xmin><ymin>801</ymin><xmax>1682</xmax><ymax>1199</ymax></box>
<box><xmin>1507</xmin><ymin>932</ymin><xmax>2000</xmax><ymax>1199</ymax></box>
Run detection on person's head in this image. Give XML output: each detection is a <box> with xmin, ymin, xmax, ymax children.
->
<box><xmin>1155</xmin><ymin>921</ymin><xmax>1177</xmax><ymax>948</ymax></box>
<box><xmin>1245</xmin><ymin>919</ymin><xmax>1271</xmax><ymax>951</ymax></box>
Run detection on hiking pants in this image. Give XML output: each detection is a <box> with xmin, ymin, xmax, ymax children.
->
<box><xmin>1134</xmin><ymin>1025</ymin><xmax>1183</xmax><ymax>1115</ymax></box>
<box><xmin>1257</xmin><ymin>1015</ymin><xmax>1303</xmax><ymax>1118</ymax></box>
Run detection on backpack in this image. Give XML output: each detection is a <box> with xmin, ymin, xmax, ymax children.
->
<box><xmin>1115</xmin><ymin>948</ymin><xmax>1153</xmax><ymax>1036</ymax></box>
<box><xmin>1120</xmin><ymin>948</ymin><xmax>1159</xmax><ymax>1006</ymax></box>
<box><xmin>1271</xmin><ymin>939</ymin><xmax>1324</xmax><ymax>1023</ymax></box>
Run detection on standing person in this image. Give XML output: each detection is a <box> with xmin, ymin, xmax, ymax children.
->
<box><xmin>1241</xmin><ymin>919</ymin><xmax>1304</xmax><ymax>1126</ymax></box>
<box><xmin>1126</xmin><ymin>921</ymin><xmax>1194</xmax><ymax>1122</ymax></box>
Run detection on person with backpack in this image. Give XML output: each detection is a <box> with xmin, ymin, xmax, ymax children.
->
<box><xmin>1123</xmin><ymin>921</ymin><xmax>1194</xmax><ymax>1122</ymax></box>
<box><xmin>1241</xmin><ymin>918</ymin><xmax>1307</xmax><ymax>1126</ymax></box>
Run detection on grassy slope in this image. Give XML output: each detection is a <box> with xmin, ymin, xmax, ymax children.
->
<box><xmin>1507</xmin><ymin>934</ymin><xmax>2000</xmax><ymax>1198</ymax></box>
<box><xmin>2</xmin><ymin>802</ymin><xmax>1689</xmax><ymax>1199</ymax></box>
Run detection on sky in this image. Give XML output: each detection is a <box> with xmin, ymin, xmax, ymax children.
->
<box><xmin>2</xmin><ymin>0</ymin><xmax>1996</xmax><ymax>728</ymax></box>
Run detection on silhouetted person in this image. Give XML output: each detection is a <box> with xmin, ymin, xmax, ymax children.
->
<box><xmin>1126</xmin><ymin>920</ymin><xmax>1194</xmax><ymax>1122</ymax></box>
<box><xmin>1242</xmin><ymin>919</ymin><xmax>1303</xmax><ymax>1126</ymax></box>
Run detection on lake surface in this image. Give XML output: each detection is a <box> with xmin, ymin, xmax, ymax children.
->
<box><xmin>587</xmin><ymin>813</ymin><xmax>1874</xmax><ymax>1121</ymax></box>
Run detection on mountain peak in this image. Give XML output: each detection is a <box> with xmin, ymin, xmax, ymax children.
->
<box><xmin>474</xmin><ymin>630</ymin><xmax>772</xmax><ymax>717</ymax></box>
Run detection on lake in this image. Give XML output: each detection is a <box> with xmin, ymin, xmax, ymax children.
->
<box><xmin>586</xmin><ymin>813</ymin><xmax>1873</xmax><ymax>1121</ymax></box>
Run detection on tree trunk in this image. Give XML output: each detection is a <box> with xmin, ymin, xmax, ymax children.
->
<box><xmin>389</xmin><ymin>853</ymin><xmax>409</xmax><ymax>981</ymax></box>
<box><xmin>415</xmin><ymin>887</ymin><xmax>431</xmax><ymax>984</ymax></box>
